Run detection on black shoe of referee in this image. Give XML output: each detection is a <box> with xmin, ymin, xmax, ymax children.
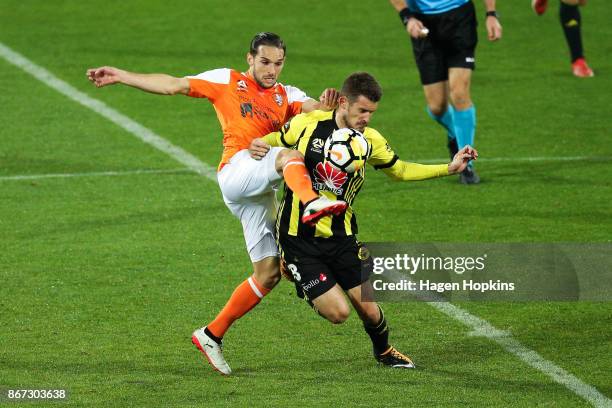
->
<box><xmin>460</xmin><ymin>166</ymin><xmax>480</xmax><ymax>185</ymax></box>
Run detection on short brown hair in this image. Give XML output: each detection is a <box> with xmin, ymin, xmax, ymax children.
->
<box><xmin>340</xmin><ymin>72</ymin><xmax>382</xmax><ymax>103</ymax></box>
<box><xmin>249</xmin><ymin>32</ymin><xmax>286</xmax><ymax>56</ymax></box>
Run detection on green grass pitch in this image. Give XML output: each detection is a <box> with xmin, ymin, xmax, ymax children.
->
<box><xmin>1</xmin><ymin>1</ymin><xmax>611</xmax><ymax>406</ymax></box>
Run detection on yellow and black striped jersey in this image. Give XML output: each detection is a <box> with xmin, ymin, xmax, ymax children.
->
<box><xmin>263</xmin><ymin>110</ymin><xmax>449</xmax><ymax>239</ymax></box>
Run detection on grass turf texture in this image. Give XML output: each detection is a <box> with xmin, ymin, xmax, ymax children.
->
<box><xmin>1</xmin><ymin>1</ymin><xmax>611</xmax><ymax>406</ymax></box>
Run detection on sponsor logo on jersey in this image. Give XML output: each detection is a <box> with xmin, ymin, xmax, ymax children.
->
<box><xmin>303</xmin><ymin>278</ymin><xmax>320</xmax><ymax>292</ymax></box>
<box><xmin>319</xmin><ymin>273</ymin><xmax>328</xmax><ymax>282</ymax></box>
<box><xmin>466</xmin><ymin>57</ymin><xmax>475</xmax><ymax>63</ymax></box>
<box><xmin>313</xmin><ymin>162</ymin><xmax>347</xmax><ymax>195</ymax></box>
<box><xmin>237</xmin><ymin>80</ymin><xmax>248</xmax><ymax>92</ymax></box>
<box><xmin>273</xmin><ymin>93</ymin><xmax>284</xmax><ymax>107</ymax></box>
<box><xmin>310</xmin><ymin>138</ymin><xmax>324</xmax><ymax>153</ymax></box>
<box><xmin>240</xmin><ymin>102</ymin><xmax>254</xmax><ymax>118</ymax></box>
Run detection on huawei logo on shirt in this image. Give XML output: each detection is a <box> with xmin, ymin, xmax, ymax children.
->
<box><xmin>313</xmin><ymin>162</ymin><xmax>347</xmax><ymax>195</ymax></box>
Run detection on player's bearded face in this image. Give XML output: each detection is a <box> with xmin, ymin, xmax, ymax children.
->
<box><xmin>343</xmin><ymin>96</ymin><xmax>378</xmax><ymax>132</ymax></box>
<box><xmin>248</xmin><ymin>46</ymin><xmax>285</xmax><ymax>89</ymax></box>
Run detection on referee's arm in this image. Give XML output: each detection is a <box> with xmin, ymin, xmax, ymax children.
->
<box><xmin>484</xmin><ymin>0</ymin><xmax>502</xmax><ymax>41</ymax></box>
<box><xmin>389</xmin><ymin>0</ymin><xmax>428</xmax><ymax>39</ymax></box>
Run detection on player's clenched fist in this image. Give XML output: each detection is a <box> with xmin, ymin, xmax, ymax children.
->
<box><xmin>86</xmin><ymin>66</ymin><xmax>123</xmax><ymax>87</ymax></box>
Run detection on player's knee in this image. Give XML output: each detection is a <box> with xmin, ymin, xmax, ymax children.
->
<box><xmin>253</xmin><ymin>260</ymin><xmax>281</xmax><ymax>289</ymax></box>
<box><xmin>427</xmin><ymin>103</ymin><xmax>447</xmax><ymax>117</ymax></box>
<box><xmin>326</xmin><ymin>305</ymin><xmax>350</xmax><ymax>324</ymax></box>
<box><xmin>277</xmin><ymin>148</ymin><xmax>304</xmax><ymax>169</ymax></box>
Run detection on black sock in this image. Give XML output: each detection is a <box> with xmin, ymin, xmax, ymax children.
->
<box><xmin>363</xmin><ymin>305</ymin><xmax>390</xmax><ymax>356</ymax></box>
<box><xmin>559</xmin><ymin>2</ymin><xmax>583</xmax><ymax>62</ymax></box>
<box><xmin>204</xmin><ymin>327</ymin><xmax>222</xmax><ymax>344</ymax></box>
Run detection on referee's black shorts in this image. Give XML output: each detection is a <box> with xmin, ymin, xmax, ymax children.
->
<box><xmin>410</xmin><ymin>1</ymin><xmax>478</xmax><ymax>85</ymax></box>
<box><xmin>279</xmin><ymin>234</ymin><xmax>371</xmax><ymax>302</ymax></box>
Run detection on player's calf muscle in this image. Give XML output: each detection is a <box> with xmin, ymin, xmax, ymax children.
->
<box><xmin>252</xmin><ymin>258</ymin><xmax>281</xmax><ymax>289</ymax></box>
<box><xmin>423</xmin><ymin>83</ymin><xmax>448</xmax><ymax>115</ymax></box>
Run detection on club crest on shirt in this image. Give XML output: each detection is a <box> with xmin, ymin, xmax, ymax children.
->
<box><xmin>273</xmin><ymin>93</ymin><xmax>284</xmax><ymax>107</ymax></box>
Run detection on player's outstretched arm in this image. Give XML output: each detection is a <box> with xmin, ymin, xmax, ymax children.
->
<box><xmin>382</xmin><ymin>161</ymin><xmax>449</xmax><ymax>181</ymax></box>
<box><xmin>86</xmin><ymin>66</ymin><xmax>190</xmax><ymax>95</ymax></box>
<box><xmin>379</xmin><ymin>146</ymin><xmax>478</xmax><ymax>181</ymax></box>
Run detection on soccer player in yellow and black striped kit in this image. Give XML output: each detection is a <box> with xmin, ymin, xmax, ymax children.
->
<box><xmin>250</xmin><ymin>72</ymin><xmax>477</xmax><ymax>368</ymax></box>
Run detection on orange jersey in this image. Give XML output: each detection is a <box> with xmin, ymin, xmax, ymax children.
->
<box><xmin>187</xmin><ymin>68</ymin><xmax>309</xmax><ymax>170</ymax></box>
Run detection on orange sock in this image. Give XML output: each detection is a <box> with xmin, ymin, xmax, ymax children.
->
<box><xmin>283</xmin><ymin>158</ymin><xmax>318</xmax><ymax>204</ymax></box>
<box><xmin>207</xmin><ymin>275</ymin><xmax>270</xmax><ymax>339</ymax></box>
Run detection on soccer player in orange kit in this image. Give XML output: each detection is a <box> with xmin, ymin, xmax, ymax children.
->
<box><xmin>87</xmin><ymin>32</ymin><xmax>345</xmax><ymax>375</ymax></box>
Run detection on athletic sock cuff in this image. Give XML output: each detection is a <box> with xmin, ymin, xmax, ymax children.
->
<box><xmin>282</xmin><ymin>157</ymin><xmax>306</xmax><ymax>172</ymax></box>
<box><xmin>364</xmin><ymin>305</ymin><xmax>386</xmax><ymax>331</ymax></box>
<box><xmin>248</xmin><ymin>275</ymin><xmax>271</xmax><ymax>298</ymax></box>
<box><xmin>204</xmin><ymin>326</ymin><xmax>223</xmax><ymax>344</ymax></box>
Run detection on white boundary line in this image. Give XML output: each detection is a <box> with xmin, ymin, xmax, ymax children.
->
<box><xmin>0</xmin><ymin>168</ymin><xmax>192</xmax><ymax>181</ymax></box>
<box><xmin>3</xmin><ymin>153</ymin><xmax>608</xmax><ymax>181</ymax></box>
<box><xmin>430</xmin><ymin>301</ymin><xmax>611</xmax><ymax>408</ymax></box>
<box><xmin>418</xmin><ymin>156</ymin><xmax>612</xmax><ymax>164</ymax></box>
<box><xmin>2</xmin><ymin>41</ymin><xmax>610</xmax><ymax>407</ymax></box>
<box><xmin>0</xmin><ymin>42</ymin><xmax>217</xmax><ymax>182</ymax></box>
<box><xmin>0</xmin><ymin>42</ymin><xmax>607</xmax><ymax>178</ymax></box>
<box><xmin>386</xmin><ymin>271</ymin><xmax>611</xmax><ymax>407</ymax></box>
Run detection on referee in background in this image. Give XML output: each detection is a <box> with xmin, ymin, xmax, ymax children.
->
<box><xmin>389</xmin><ymin>0</ymin><xmax>501</xmax><ymax>184</ymax></box>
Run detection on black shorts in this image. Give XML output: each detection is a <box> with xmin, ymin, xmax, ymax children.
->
<box><xmin>410</xmin><ymin>1</ymin><xmax>478</xmax><ymax>85</ymax></box>
<box><xmin>279</xmin><ymin>234</ymin><xmax>371</xmax><ymax>302</ymax></box>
